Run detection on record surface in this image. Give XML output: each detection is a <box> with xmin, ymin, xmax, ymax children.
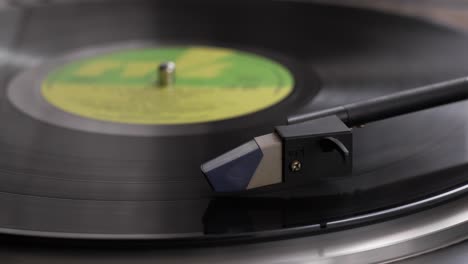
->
<box><xmin>0</xmin><ymin>0</ymin><xmax>467</xmax><ymax>242</ymax></box>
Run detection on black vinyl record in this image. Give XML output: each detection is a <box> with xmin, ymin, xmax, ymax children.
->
<box><xmin>0</xmin><ymin>0</ymin><xmax>467</xmax><ymax>243</ymax></box>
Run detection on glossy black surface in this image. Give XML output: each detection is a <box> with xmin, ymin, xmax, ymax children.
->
<box><xmin>0</xmin><ymin>0</ymin><xmax>467</xmax><ymax>241</ymax></box>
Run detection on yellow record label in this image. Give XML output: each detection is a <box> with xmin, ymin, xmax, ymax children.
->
<box><xmin>41</xmin><ymin>46</ymin><xmax>294</xmax><ymax>125</ymax></box>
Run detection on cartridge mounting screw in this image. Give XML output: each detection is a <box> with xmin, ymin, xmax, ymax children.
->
<box><xmin>290</xmin><ymin>160</ymin><xmax>302</xmax><ymax>172</ymax></box>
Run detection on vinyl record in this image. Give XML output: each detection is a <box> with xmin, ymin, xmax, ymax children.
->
<box><xmin>0</xmin><ymin>0</ymin><xmax>467</xmax><ymax>243</ymax></box>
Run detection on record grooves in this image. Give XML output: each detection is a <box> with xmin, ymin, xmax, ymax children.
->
<box><xmin>0</xmin><ymin>0</ymin><xmax>467</xmax><ymax>249</ymax></box>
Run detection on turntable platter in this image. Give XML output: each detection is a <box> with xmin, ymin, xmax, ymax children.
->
<box><xmin>0</xmin><ymin>0</ymin><xmax>467</xmax><ymax>247</ymax></box>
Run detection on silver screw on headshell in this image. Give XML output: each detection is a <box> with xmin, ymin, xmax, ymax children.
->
<box><xmin>158</xmin><ymin>61</ymin><xmax>176</xmax><ymax>87</ymax></box>
<box><xmin>290</xmin><ymin>160</ymin><xmax>302</xmax><ymax>172</ymax></box>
